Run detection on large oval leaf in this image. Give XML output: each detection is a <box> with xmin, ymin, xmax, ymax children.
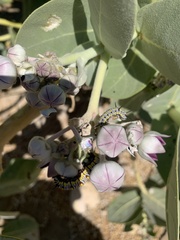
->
<box><xmin>88</xmin><ymin>0</ymin><xmax>137</xmax><ymax>59</ymax></box>
<box><xmin>2</xmin><ymin>214</ymin><xmax>39</xmax><ymax>240</ymax></box>
<box><xmin>108</xmin><ymin>190</ymin><xmax>142</xmax><ymax>223</ymax></box>
<box><xmin>137</xmin><ymin>0</ymin><xmax>180</xmax><ymax>85</ymax></box>
<box><xmin>166</xmin><ymin>128</ymin><xmax>179</xmax><ymax>240</ymax></box>
<box><xmin>16</xmin><ymin>0</ymin><xmax>96</xmax><ymax>57</ymax></box>
<box><xmin>101</xmin><ymin>48</ymin><xmax>155</xmax><ymax>100</ymax></box>
<box><xmin>142</xmin><ymin>85</ymin><xmax>180</xmax><ymax>120</ymax></box>
<box><xmin>0</xmin><ymin>159</ymin><xmax>40</xmax><ymax>197</ymax></box>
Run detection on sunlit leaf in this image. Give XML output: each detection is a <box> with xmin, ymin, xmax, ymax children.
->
<box><xmin>108</xmin><ymin>190</ymin><xmax>142</xmax><ymax>223</ymax></box>
<box><xmin>142</xmin><ymin>85</ymin><xmax>180</xmax><ymax>120</ymax></box>
<box><xmin>0</xmin><ymin>159</ymin><xmax>40</xmax><ymax>197</ymax></box>
<box><xmin>88</xmin><ymin>0</ymin><xmax>137</xmax><ymax>59</ymax></box>
<box><xmin>16</xmin><ymin>0</ymin><xmax>96</xmax><ymax>57</ymax></box>
<box><xmin>101</xmin><ymin>48</ymin><xmax>155</xmax><ymax>100</ymax></box>
<box><xmin>166</xmin><ymin>128</ymin><xmax>179</xmax><ymax>240</ymax></box>
<box><xmin>137</xmin><ymin>0</ymin><xmax>180</xmax><ymax>85</ymax></box>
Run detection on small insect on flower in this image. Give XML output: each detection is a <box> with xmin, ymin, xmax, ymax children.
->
<box><xmin>97</xmin><ymin>106</ymin><xmax>127</xmax><ymax>127</ymax></box>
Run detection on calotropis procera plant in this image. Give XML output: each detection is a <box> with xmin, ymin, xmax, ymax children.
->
<box><xmin>0</xmin><ymin>0</ymin><xmax>180</xmax><ymax>239</ymax></box>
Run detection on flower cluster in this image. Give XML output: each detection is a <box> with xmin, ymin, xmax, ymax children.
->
<box><xmin>88</xmin><ymin>118</ymin><xmax>169</xmax><ymax>192</ymax></box>
<box><xmin>96</xmin><ymin>121</ymin><xmax>169</xmax><ymax>166</ymax></box>
<box><xmin>28</xmin><ymin>109</ymin><xmax>169</xmax><ymax>192</ymax></box>
<box><xmin>0</xmin><ymin>44</ymin><xmax>86</xmax><ymax>116</ymax></box>
<box><xmin>28</xmin><ymin>130</ymin><xmax>97</xmax><ymax>190</ymax></box>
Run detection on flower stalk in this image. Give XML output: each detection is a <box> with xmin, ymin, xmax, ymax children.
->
<box><xmin>167</xmin><ymin>106</ymin><xmax>180</xmax><ymax>127</ymax></box>
<box><xmin>58</xmin><ymin>44</ymin><xmax>104</xmax><ymax>66</ymax></box>
<box><xmin>82</xmin><ymin>51</ymin><xmax>110</xmax><ymax>122</ymax></box>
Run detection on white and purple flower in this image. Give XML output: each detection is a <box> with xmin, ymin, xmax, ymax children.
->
<box><xmin>90</xmin><ymin>161</ymin><xmax>125</xmax><ymax>192</ymax></box>
<box><xmin>138</xmin><ymin>131</ymin><xmax>170</xmax><ymax>166</ymax></box>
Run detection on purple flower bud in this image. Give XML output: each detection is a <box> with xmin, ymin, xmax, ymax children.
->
<box><xmin>35</xmin><ymin>60</ymin><xmax>60</xmax><ymax>79</ymax></box>
<box><xmin>0</xmin><ymin>56</ymin><xmax>17</xmax><ymax>89</ymax></box>
<box><xmin>7</xmin><ymin>44</ymin><xmax>27</xmax><ymax>66</ymax></box>
<box><xmin>35</xmin><ymin>60</ymin><xmax>52</xmax><ymax>77</ymax></box>
<box><xmin>28</xmin><ymin>136</ymin><xmax>52</xmax><ymax>167</ymax></box>
<box><xmin>60</xmin><ymin>78</ymin><xmax>79</xmax><ymax>95</ymax></box>
<box><xmin>90</xmin><ymin>161</ymin><xmax>125</xmax><ymax>192</ymax></box>
<box><xmin>97</xmin><ymin>125</ymin><xmax>129</xmax><ymax>158</ymax></box>
<box><xmin>40</xmin><ymin>108</ymin><xmax>57</xmax><ymax>117</ymax></box>
<box><xmin>138</xmin><ymin>131</ymin><xmax>170</xmax><ymax>166</ymax></box>
<box><xmin>25</xmin><ymin>92</ymin><xmax>46</xmax><ymax>108</ymax></box>
<box><xmin>126</xmin><ymin>122</ymin><xmax>144</xmax><ymax>145</ymax></box>
<box><xmin>38</xmin><ymin>85</ymin><xmax>66</xmax><ymax>107</ymax></box>
<box><xmin>21</xmin><ymin>75</ymin><xmax>40</xmax><ymax>92</ymax></box>
<box><xmin>54</xmin><ymin>162</ymin><xmax>78</xmax><ymax>177</ymax></box>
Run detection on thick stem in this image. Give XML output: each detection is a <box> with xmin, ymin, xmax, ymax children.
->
<box><xmin>0</xmin><ymin>104</ymin><xmax>40</xmax><ymax>146</ymax></box>
<box><xmin>0</xmin><ymin>104</ymin><xmax>40</xmax><ymax>173</ymax></box>
<box><xmin>167</xmin><ymin>107</ymin><xmax>180</xmax><ymax>126</ymax></box>
<box><xmin>59</xmin><ymin>44</ymin><xmax>104</xmax><ymax>66</ymax></box>
<box><xmin>82</xmin><ymin>51</ymin><xmax>110</xmax><ymax>122</ymax></box>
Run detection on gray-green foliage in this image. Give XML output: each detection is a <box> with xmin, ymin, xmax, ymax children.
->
<box><xmin>4</xmin><ymin>0</ymin><xmax>180</xmax><ymax>238</ymax></box>
<box><xmin>0</xmin><ymin>159</ymin><xmax>40</xmax><ymax>197</ymax></box>
<box><xmin>137</xmin><ymin>0</ymin><xmax>180</xmax><ymax>85</ymax></box>
<box><xmin>166</xmin><ymin>128</ymin><xmax>180</xmax><ymax>240</ymax></box>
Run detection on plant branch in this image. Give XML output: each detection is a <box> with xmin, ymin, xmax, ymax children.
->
<box><xmin>59</xmin><ymin>44</ymin><xmax>104</xmax><ymax>66</ymax></box>
<box><xmin>133</xmin><ymin>159</ymin><xmax>149</xmax><ymax>195</ymax></box>
<box><xmin>167</xmin><ymin>106</ymin><xmax>180</xmax><ymax>126</ymax></box>
<box><xmin>82</xmin><ymin>51</ymin><xmax>110</xmax><ymax>122</ymax></box>
<box><xmin>0</xmin><ymin>104</ymin><xmax>40</xmax><ymax>173</ymax></box>
<box><xmin>0</xmin><ymin>18</ymin><xmax>22</xmax><ymax>28</ymax></box>
<box><xmin>0</xmin><ymin>104</ymin><xmax>40</xmax><ymax>146</ymax></box>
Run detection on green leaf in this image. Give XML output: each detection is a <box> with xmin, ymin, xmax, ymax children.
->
<box><xmin>0</xmin><ymin>159</ymin><xmax>40</xmax><ymax>197</ymax></box>
<box><xmin>16</xmin><ymin>0</ymin><xmax>96</xmax><ymax>57</ymax></box>
<box><xmin>108</xmin><ymin>190</ymin><xmax>142</xmax><ymax>223</ymax></box>
<box><xmin>101</xmin><ymin>48</ymin><xmax>156</xmax><ymax>100</ymax></box>
<box><xmin>166</xmin><ymin>128</ymin><xmax>180</xmax><ymax>240</ymax></box>
<box><xmin>2</xmin><ymin>214</ymin><xmax>39</xmax><ymax>240</ymax></box>
<box><xmin>142</xmin><ymin>188</ymin><xmax>166</xmax><ymax>222</ymax></box>
<box><xmin>142</xmin><ymin>85</ymin><xmax>180</xmax><ymax>120</ymax></box>
<box><xmin>137</xmin><ymin>0</ymin><xmax>180</xmax><ymax>85</ymax></box>
<box><xmin>88</xmin><ymin>0</ymin><xmax>137</xmax><ymax>59</ymax></box>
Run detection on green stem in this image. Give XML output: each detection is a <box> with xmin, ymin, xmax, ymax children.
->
<box><xmin>0</xmin><ymin>18</ymin><xmax>22</xmax><ymax>28</ymax></box>
<box><xmin>59</xmin><ymin>44</ymin><xmax>104</xmax><ymax>66</ymax></box>
<box><xmin>167</xmin><ymin>107</ymin><xmax>180</xmax><ymax>126</ymax></box>
<box><xmin>133</xmin><ymin>160</ymin><xmax>149</xmax><ymax>195</ymax></box>
<box><xmin>82</xmin><ymin>51</ymin><xmax>110</xmax><ymax>122</ymax></box>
